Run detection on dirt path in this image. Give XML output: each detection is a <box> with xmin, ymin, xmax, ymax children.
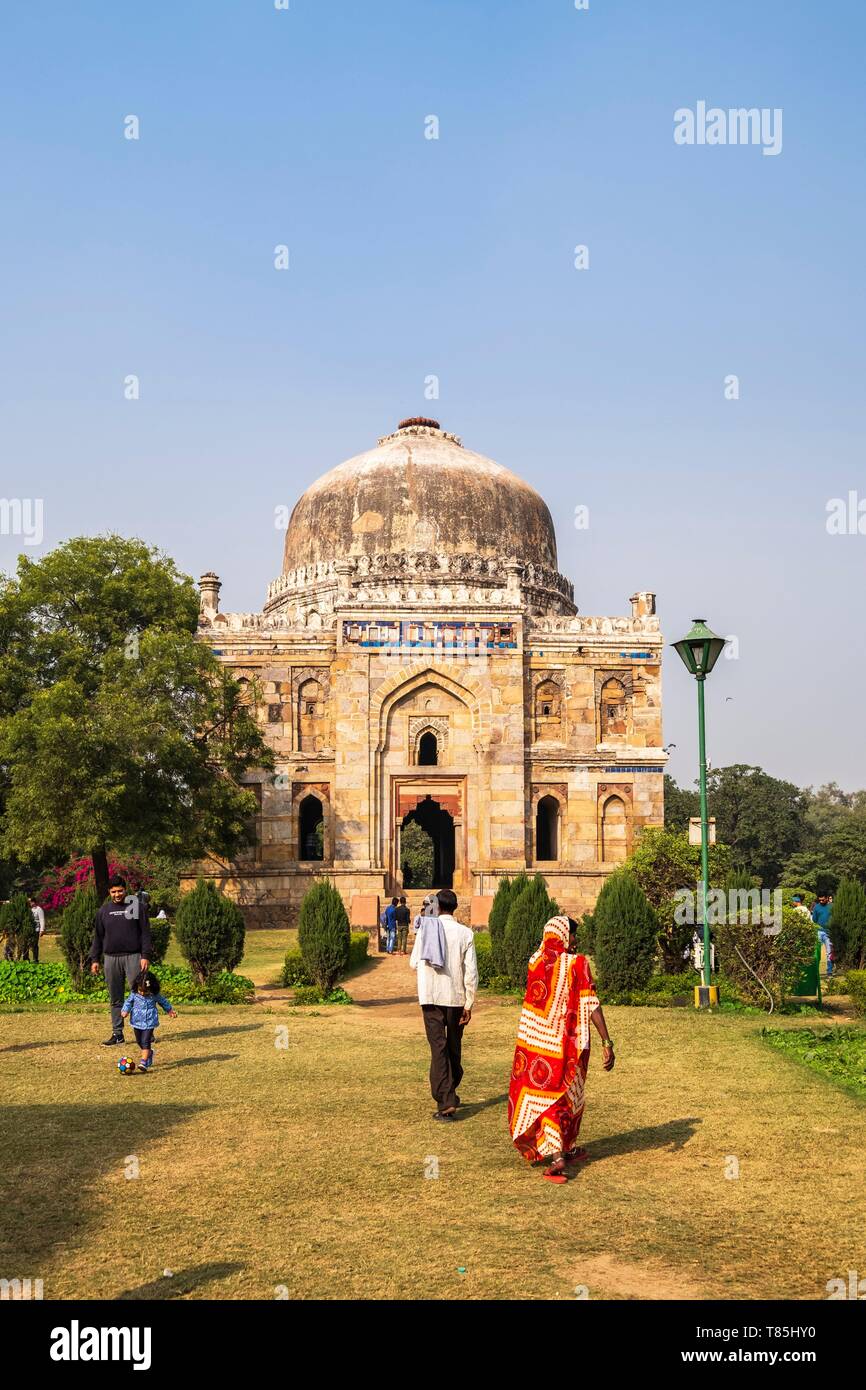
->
<box><xmin>252</xmin><ymin>943</ymin><xmax>425</xmax><ymax>1016</ymax></box>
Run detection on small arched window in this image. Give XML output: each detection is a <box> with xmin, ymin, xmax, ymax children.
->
<box><xmin>418</xmin><ymin>731</ymin><xmax>438</xmax><ymax>766</ymax></box>
<box><xmin>298</xmin><ymin>679</ymin><xmax>324</xmax><ymax>753</ymax></box>
<box><xmin>536</xmin><ymin>796</ymin><xmax>559</xmax><ymax>862</ymax></box>
<box><xmin>599</xmin><ymin>678</ymin><xmax>629</xmax><ymax>741</ymax></box>
<box><xmin>601</xmin><ymin>794</ymin><xmax>628</xmax><ymax>862</ymax></box>
<box><xmin>298</xmin><ymin>794</ymin><xmax>324</xmax><ymax>861</ymax></box>
<box><xmin>534</xmin><ymin>680</ymin><xmax>562</xmax><ymax>741</ymax></box>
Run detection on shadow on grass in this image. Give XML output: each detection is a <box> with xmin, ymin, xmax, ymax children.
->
<box><xmin>0</xmin><ymin>1102</ymin><xmax>204</xmax><ymax>1266</ymax></box>
<box><xmin>0</xmin><ymin>1040</ymin><xmax>59</xmax><ymax>1054</ymax></box>
<box><xmin>157</xmin><ymin>1023</ymin><xmax>264</xmax><ymax>1043</ymax></box>
<box><xmin>579</xmin><ymin>1117</ymin><xmax>702</xmax><ymax>1164</ymax></box>
<box><xmin>156</xmin><ymin>1053</ymin><xmax>239</xmax><ymax>1070</ymax></box>
<box><xmin>117</xmin><ymin>1262</ymin><xmax>245</xmax><ymax>1300</ymax></box>
<box><xmin>354</xmin><ymin>994</ymin><xmax>418</xmax><ymax>1009</ymax></box>
<box><xmin>457</xmin><ymin>1093</ymin><xmax>509</xmax><ymax>1118</ymax></box>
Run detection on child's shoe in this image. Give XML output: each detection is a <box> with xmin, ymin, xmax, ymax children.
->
<box><xmin>139</xmin><ymin>1058</ymin><xmax>153</xmax><ymax>1072</ymax></box>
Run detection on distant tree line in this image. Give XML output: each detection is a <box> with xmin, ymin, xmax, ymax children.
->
<box><xmin>665</xmin><ymin>765</ymin><xmax>866</xmax><ymax>892</ymax></box>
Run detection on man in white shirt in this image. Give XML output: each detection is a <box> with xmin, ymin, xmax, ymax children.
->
<box><xmin>409</xmin><ymin>888</ymin><xmax>478</xmax><ymax>1122</ymax></box>
<box><xmin>29</xmin><ymin>898</ymin><xmax>46</xmax><ymax>963</ymax></box>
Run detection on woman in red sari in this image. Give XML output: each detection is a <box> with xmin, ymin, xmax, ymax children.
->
<box><xmin>508</xmin><ymin>915</ymin><xmax>615</xmax><ymax>1182</ymax></box>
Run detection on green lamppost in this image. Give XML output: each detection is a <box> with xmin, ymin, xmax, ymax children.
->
<box><xmin>672</xmin><ymin>618</ymin><xmax>726</xmax><ymax>1008</ymax></box>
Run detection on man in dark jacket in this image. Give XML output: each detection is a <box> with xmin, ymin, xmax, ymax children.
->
<box><xmin>89</xmin><ymin>875</ymin><xmax>153</xmax><ymax>1045</ymax></box>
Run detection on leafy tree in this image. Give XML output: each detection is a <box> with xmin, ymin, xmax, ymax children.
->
<box><xmin>627</xmin><ymin>826</ymin><xmax>731</xmax><ymax>972</ymax></box>
<box><xmin>593</xmin><ymin>870</ymin><xmax>658</xmax><ymax>995</ymax></box>
<box><xmin>828</xmin><ymin>877</ymin><xmax>866</xmax><ymax>970</ymax></box>
<box><xmin>503</xmin><ymin>874</ymin><xmax>559</xmax><ymax>986</ymax></box>
<box><xmin>704</xmin><ymin>764</ymin><xmax>808</xmax><ymax>885</ymax></box>
<box><xmin>0</xmin><ymin>536</ymin><xmax>273</xmax><ymax>902</ymax></box>
<box><xmin>174</xmin><ymin>878</ymin><xmax>245</xmax><ymax>983</ymax></box>
<box><xmin>488</xmin><ymin>872</ymin><xmax>529</xmax><ymax>975</ymax></box>
<box><xmin>298</xmin><ymin>879</ymin><xmax>350</xmax><ymax>993</ymax></box>
<box><xmin>400</xmin><ymin>820</ymin><xmax>434</xmax><ymax>889</ymax></box>
<box><xmin>664</xmin><ymin>775</ymin><xmax>700</xmax><ymax>832</ymax></box>
<box><xmin>59</xmin><ymin>883</ymin><xmax>99</xmax><ymax>989</ymax></box>
<box><xmin>0</xmin><ymin>892</ymin><xmax>36</xmax><ymax>960</ymax></box>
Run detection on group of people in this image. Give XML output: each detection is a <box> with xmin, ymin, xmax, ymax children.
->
<box><xmin>379</xmin><ymin>894</ymin><xmax>435</xmax><ymax>955</ymax></box>
<box><xmin>409</xmin><ymin>889</ymin><xmax>614</xmax><ymax>1183</ymax></box>
<box><xmin>88</xmin><ymin>874</ymin><xmax>177</xmax><ymax>1070</ymax></box>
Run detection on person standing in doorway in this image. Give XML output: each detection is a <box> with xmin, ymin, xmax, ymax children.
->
<box><xmin>395</xmin><ymin>896</ymin><xmax>411</xmax><ymax>955</ymax></box>
<box><xmin>410</xmin><ymin>889</ymin><xmax>478</xmax><ymax>1121</ymax></box>
<box><xmin>88</xmin><ymin>875</ymin><xmax>153</xmax><ymax>1046</ymax></box>
<box><xmin>385</xmin><ymin>897</ymin><xmax>399</xmax><ymax>954</ymax></box>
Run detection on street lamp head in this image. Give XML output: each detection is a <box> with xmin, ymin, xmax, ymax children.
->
<box><xmin>672</xmin><ymin>618</ymin><xmax>726</xmax><ymax>679</ymax></box>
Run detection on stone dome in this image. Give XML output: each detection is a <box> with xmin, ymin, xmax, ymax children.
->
<box><xmin>281</xmin><ymin>419</ymin><xmax>559</xmax><ymax>574</ymax></box>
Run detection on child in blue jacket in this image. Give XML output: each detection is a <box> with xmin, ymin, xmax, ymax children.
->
<box><xmin>121</xmin><ymin>969</ymin><xmax>177</xmax><ymax>1072</ymax></box>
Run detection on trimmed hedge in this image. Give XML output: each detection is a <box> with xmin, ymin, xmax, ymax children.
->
<box><xmin>0</xmin><ymin>960</ymin><xmax>255</xmax><ymax>1005</ymax></box>
<box><xmin>716</xmin><ymin>904</ymin><xmax>816</xmax><ymax>1011</ymax></box>
<box><xmin>281</xmin><ymin>931</ymin><xmax>369</xmax><ymax>988</ymax></box>
<box><xmin>846</xmin><ymin>970</ymin><xmax>866</xmax><ymax>1017</ymax></box>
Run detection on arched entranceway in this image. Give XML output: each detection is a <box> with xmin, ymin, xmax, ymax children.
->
<box><xmin>401</xmin><ymin>795</ymin><xmax>455</xmax><ymax>888</ymax></box>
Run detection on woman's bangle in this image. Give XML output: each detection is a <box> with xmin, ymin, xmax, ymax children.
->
<box><xmin>602</xmin><ymin>1040</ymin><xmax>614</xmax><ymax>1050</ymax></box>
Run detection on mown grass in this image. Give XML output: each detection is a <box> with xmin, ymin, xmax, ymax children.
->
<box><xmin>1</xmin><ymin>993</ymin><xmax>865</xmax><ymax>1301</ymax></box>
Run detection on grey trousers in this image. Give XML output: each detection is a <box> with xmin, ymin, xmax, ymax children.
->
<box><xmin>104</xmin><ymin>952</ymin><xmax>142</xmax><ymax>1033</ymax></box>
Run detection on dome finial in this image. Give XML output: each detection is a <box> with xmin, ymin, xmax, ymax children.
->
<box><xmin>398</xmin><ymin>416</ymin><xmax>440</xmax><ymax>431</ymax></box>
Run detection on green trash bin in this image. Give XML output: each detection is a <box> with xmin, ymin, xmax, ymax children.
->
<box><xmin>794</xmin><ymin>938</ymin><xmax>822</xmax><ymax>1003</ymax></box>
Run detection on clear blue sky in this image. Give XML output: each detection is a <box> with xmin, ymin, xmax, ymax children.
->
<box><xmin>2</xmin><ymin>1</ymin><xmax>864</xmax><ymax>791</ymax></box>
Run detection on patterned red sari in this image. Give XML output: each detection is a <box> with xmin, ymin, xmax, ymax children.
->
<box><xmin>508</xmin><ymin>915</ymin><xmax>601</xmax><ymax>1162</ymax></box>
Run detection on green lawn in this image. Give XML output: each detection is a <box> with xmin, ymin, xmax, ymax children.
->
<box><xmin>36</xmin><ymin>928</ymin><xmax>294</xmax><ymax>988</ymax></box>
<box><xmin>2</xmin><ymin>974</ymin><xmax>865</xmax><ymax>1300</ymax></box>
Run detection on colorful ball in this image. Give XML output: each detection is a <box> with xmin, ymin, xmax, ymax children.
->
<box><xmin>117</xmin><ymin>1056</ymin><xmax>136</xmax><ymax>1074</ymax></box>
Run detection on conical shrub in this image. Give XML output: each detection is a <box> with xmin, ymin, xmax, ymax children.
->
<box><xmin>488</xmin><ymin>872</ymin><xmax>528</xmax><ymax>975</ymax></box>
<box><xmin>0</xmin><ymin>893</ymin><xmax>36</xmax><ymax>961</ymax></box>
<box><xmin>503</xmin><ymin>874</ymin><xmax>559</xmax><ymax>986</ymax></box>
<box><xmin>594</xmin><ymin>869</ymin><xmax>658</xmax><ymax>994</ymax></box>
<box><xmin>298</xmin><ymin>879</ymin><xmax>350</xmax><ymax>994</ymax></box>
<box><xmin>174</xmin><ymin>878</ymin><xmax>245</xmax><ymax>983</ymax></box>
<box><xmin>60</xmin><ymin>883</ymin><xmax>99</xmax><ymax>988</ymax></box>
<box><xmin>829</xmin><ymin>877</ymin><xmax>866</xmax><ymax>970</ymax></box>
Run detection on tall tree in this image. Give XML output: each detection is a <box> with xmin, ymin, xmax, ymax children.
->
<box><xmin>0</xmin><ymin>536</ymin><xmax>272</xmax><ymax>901</ymax></box>
<box><xmin>663</xmin><ymin>774</ymin><xmax>700</xmax><ymax>832</ymax></box>
<box><xmin>704</xmin><ymin>764</ymin><xmax>808</xmax><ymax>886</ymax></box>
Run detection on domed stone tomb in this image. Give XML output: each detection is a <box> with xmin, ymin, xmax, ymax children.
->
<box><xmin>194</xmin><ymin>419</ymin><xmax>666</xmax><ymax>927</ymax></box>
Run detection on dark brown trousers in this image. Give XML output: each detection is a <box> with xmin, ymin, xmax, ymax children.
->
<box><xmin>421</xmin><ymin>1004</ymin><xmax>465</xmax><ymax>1112</ymax></box>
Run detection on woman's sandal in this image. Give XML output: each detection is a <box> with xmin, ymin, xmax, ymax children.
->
<box><xmin>543</xmin><ymin>1159</ymin><xmax>568</xmax><ymax>1184</ymax></box>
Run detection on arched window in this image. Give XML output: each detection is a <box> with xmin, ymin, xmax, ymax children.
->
<box><xmin>600</xmin><ymin>677</ymin><xmax>628</xmax><ymax>740</ymax></box>
<box><xmin>298</xmin><ymin>679</ymin><xmax>324</xmax><ymax>753</ymax></box>
<box><xmin>418</xmin><ymin>731</ymin><xmax>438</xmax><ymax>766</ymax></box>
<box><xmin>298</xmin><ymin>794</ymin><xmax>324</xmax><ymax>861</ymax></box>
<box><xmin>601</xmin><ymin>795</ymin><xmax>627</xmax><ymax>862</ymax></box>
<box><xmin>534</xmin><ymin>680</ymin><xmax>562</xmax><ymax>741</ymax></box>
<box><xmin>536</xmin><ymin>795</ymin><xmax>559</xmax><ymax>862</ymax></box>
